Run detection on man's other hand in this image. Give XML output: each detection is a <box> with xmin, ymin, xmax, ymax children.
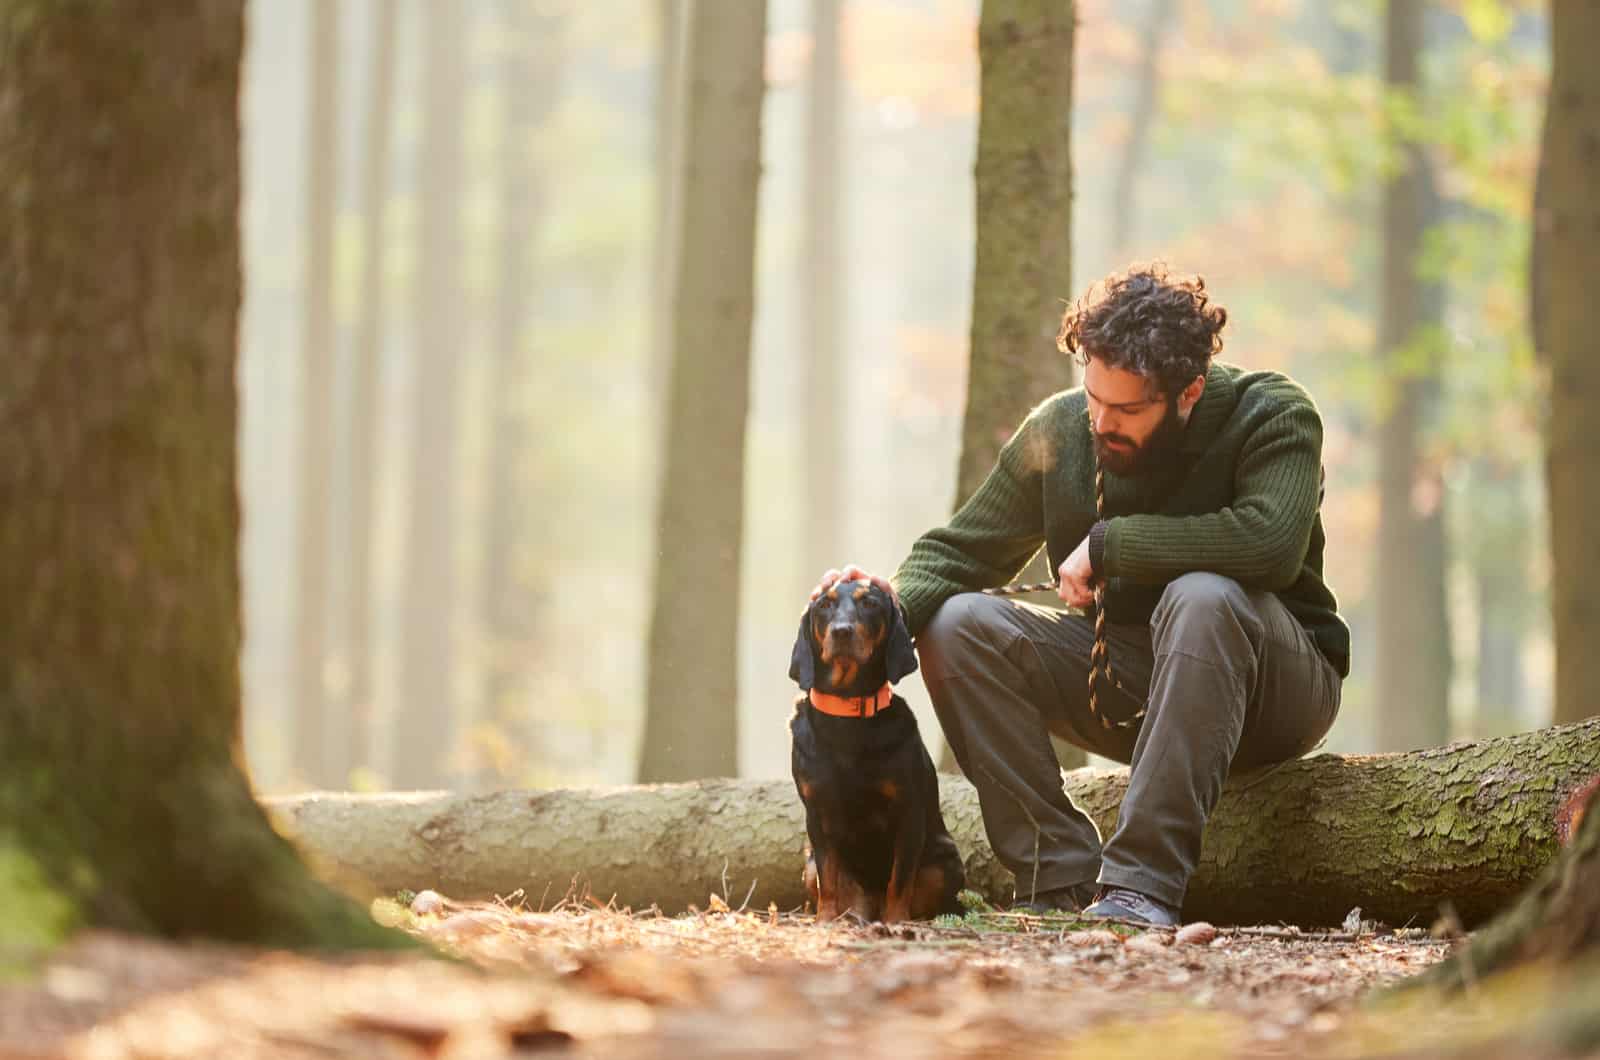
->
<box><xmin>1057</xmin><ymin>538</ymin><xmax>1097</xmax><ymax>609</ymax></box>
<box><xmin>811</xmin><ymin>564</ymin><xmax>897</xmax><ymax>605</ymax></box>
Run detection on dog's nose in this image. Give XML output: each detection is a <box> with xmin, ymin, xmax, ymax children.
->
<box><xmin>827</xmin><ymin>623</ymin><xmax>854</xmax><ymax>642</ymax></box>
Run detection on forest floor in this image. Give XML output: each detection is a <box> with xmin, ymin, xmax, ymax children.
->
<box><xmin>0</xmin><ymin>892</ymin><xmax>1581</xmax><ymax>1059</ymax></box>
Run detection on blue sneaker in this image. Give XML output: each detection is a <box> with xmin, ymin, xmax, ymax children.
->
<box><xmin>1083</xmin><ymin>886</ymin><xmax>1180</xmax><ymax>926</ymax></box>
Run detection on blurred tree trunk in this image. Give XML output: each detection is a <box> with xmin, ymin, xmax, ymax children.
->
<box><xmin>395</xmin><ymin>0</ymin><xmax>465</xmax><ymax>789</ymax></box>
<box><xmin>1539</xmin><ymin>0</ymin><xmax>1600</xmax><ymax>726</ymax></box>
<box><xmin>0</xmin><ymin>0</ymin><xmax>399</xmax><ymax>949</ymax></box>
<box><xmin>480</xmin><ymin>3</ymin><xmax>565</xmax><ymax>774</ymax></box>
<box><xmin>1466</xmin><ymin>458</ymin><xmax>1529</xmax><ymax>737</ymax></box>
<box><xmin>292</xmin><ymin>0</ymin><xmax>339</xmax><ymax>788</ymax></box>
<box><xmin>650</xmin><ymin>0</ymin><xmax>687</xmax><ymax>406</ymax></box>
<box><xmin>802</xmin><ymin>0</ymin><xmax>843</xmax><ymax>584</ymax></box>
<box><xmin>1374</xmin><ymin>0</ymin><xmax>1451</xmax><ymax>752</ymax></box>
<box><xmin>940</xmin><ymin>0</ymin><xmax>1078</xmax><ymax>773</ymax></box>
<box><xmin>638</xmin><ymin>0</ymin><xmax>768</xmax><ymax>782</ymax></box>
<box><xmin>342</xmin><ymin>0</ymin><xmax>399</xmax><ymax>780</ymax></box>
<box><xmin>1108</xmin><ymin>0</ymin><xmax>1175</xmax><ymax>262</ymax></box>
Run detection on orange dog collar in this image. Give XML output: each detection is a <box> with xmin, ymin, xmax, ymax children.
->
<box><xmin>808</xmin><ymin>683</ymin><xmax>894</xmax><ymax>718</ymax></box>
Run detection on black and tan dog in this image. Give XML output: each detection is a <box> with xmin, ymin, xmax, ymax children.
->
<box><xmin>788</xmin><ymin>579</ymin><xmax>965</xmax><ymax>922</ymax></box>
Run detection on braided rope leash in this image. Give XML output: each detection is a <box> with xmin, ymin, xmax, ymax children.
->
<box><xmin>1088</xmin><ymin>467</ymin><xmax>1144</xmax><ymax>730</ymax></box>
<box><xmin>980</xmin><ymin>463</ymin><xmax>1144</xmax><ymax>731</ymax></box>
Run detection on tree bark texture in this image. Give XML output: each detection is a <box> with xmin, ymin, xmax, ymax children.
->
<box><xmin>396</xmin><ymin>0</ymin><xmax>466</xmax><ymax>788</ymax></box>
<box><xmin>1539</xmin><ymin>0</ymin><xmax>1600</xmax><ymax>726</ymax></box>
<box><xmin>343</xmin><ymin>0</ymin><xmax>399</xmax><ymax>781</ymax></box>
<box><xmin>954</xmin><ymin>0</ymin><xmax>1077</xmax><ymax>510</ymax></box>
<box><xmin>1411</xmin><ymin>774</ymin><xmax>1600</xmax><ymax>994</ymax></box>
<box><xmin>1374</xmin><ymin>0</ymin><xmax>1451</xmax><ymax>752</ymax></box>
<box><xmin>637</xmin><ymin>0</ymin><xmax>767</xmax><ymax>782</ymax></box>
<box><xmin>293</xmin><ymin>0</ymin><xmax>340</xmax><ymax>789</ymax></box>
<box><xmin>0</xmin><ymin>0</ymin><xmax>397</xmax><ymax>949</ymax></box>
<box><xmin>273</xmin><ymin>719</ymin><xmax>1600</xmax><ymax>928</ymax></box>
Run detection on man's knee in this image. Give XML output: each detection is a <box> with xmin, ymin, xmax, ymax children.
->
<box><xmin>917</xmin><ymin>592</ymin><xmax>1012</xmax><ymax>682</ymax></box>
<box><xmin>1156</xmin><ymin>572</ymin><xmax>1248</xmax><ymax>614</ymax></box>
<box><xmin>1152</xmin><ymin>572</ymin><xmax>1255</xmax><ymax>644</ymax></box>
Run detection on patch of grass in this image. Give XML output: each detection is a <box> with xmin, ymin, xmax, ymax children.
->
<box><xmin>956</xmin><ymin>889</ymin><xmax>993</xmax><ymax>914</ymax></box>
<box><xmin>0</xmin><ymin>839</ymin><xmax>77</xmax><ymax>980</ymax></box>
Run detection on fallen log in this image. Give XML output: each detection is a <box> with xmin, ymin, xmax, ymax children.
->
<box><xmin>268</xmin><ymin>718</ymin><xmax>1600</xmax><ymax>927</ymax></box>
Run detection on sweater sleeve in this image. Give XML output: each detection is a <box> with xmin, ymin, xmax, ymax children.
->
<box><xmin>1102</xmin><ymin>400</ymin><xmax>1323</xmax><ymax>591</ymax></box>
<box><xmin>891</xmin><ymin>414</ymin><xmax>1051</xmax><ymax>638</ymax></box>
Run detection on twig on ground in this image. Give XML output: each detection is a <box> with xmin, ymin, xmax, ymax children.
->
<box><xmin>979</xmin><ymin>764</ymin><xmax>1043</xmax><ymax>906</ymax></box>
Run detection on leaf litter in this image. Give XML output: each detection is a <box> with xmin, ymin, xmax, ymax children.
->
<box><xmin>4</xmin><ymin>885</ymin><xmax>1541</xmax><ymax>1060</ymax></box>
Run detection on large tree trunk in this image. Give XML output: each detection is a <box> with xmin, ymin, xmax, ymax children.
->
<box><xmin>940</xmin><ymin>0</ymin><xmax>1079</xmax><ymax>774</ymax></box>
<box><xmin>479</xmin><ymin>2</ymin><xmax>565</xmax><ymax>780</ymax></box>
<box><xmin>1540</xmin><ymin>0</ymin><xmax>1600</xmax><ymax>727</ymax></box>
<box><xmin>273</xmin><ymin>718</ymin><xmax>1600</xmax><ymax>928</ymax></box>
<box><xmin>0</xmin><ymin>0</ymin><xmax>398</xmax><ymax>950</ymax></box>
<box><xmin>637</xmin><ymin>0</ymin><xmax>767</xmax><ymax>782</ymax></box>
<box><xmin>292</xmin><ymin>0</ymin><xmax>340</xmax><ymax>790</ymax></box>
<box><xmin>395</xmin><ymin>0</ymin><xmax>466</xmax><ymax>788</ymax></box>
<box><xmin>342</xmin><ymin>0</ymin><xmax>399</xmax><ymax>783</ymax></box>
<box><xmin>1374</xmin><ymin>0</ymin><xmax>1451</xmax><ymax>752</ymax></box>
<box><xmin>954</xmin><ymin>0</ymin><xmax>1076</xmax><ymax>509</ymax></box>
<box><xmin>801</xmin><ymin>0</ymin><xmax>844</xmax><ymax>585</ymax></box>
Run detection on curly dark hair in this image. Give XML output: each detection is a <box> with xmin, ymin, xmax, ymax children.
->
<box><xmin>1056</xmin><ymin>263</ymin><xmax>1227</xmax><ymax>399</ymax></box>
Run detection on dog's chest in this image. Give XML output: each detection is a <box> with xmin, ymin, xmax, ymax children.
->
<box><xmin>792</xmin><ymin>712</ymin><xmax>917</xmax><ymax>834</ymax></box>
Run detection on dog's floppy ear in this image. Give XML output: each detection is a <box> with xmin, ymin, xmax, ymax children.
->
<box><xmin>789</xmin><ymin>605</ymin><xmax>817</xmax><ymax>691</ymax></box>
<box><xmin>885</xmin><ymin>599</ymin><xmax>918</xmax><ymax>685</ymax></box>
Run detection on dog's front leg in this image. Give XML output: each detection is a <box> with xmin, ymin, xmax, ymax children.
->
<box><xmin>883</xmin><ymin>801</ymin><xmax>928</xmax><ymax>924</ymax></box>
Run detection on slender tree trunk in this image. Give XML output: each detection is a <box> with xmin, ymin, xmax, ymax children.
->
<box><xmin>343</xmin><ymin>0</ymin><xmax>399</xmax><ymax>780</ymax></box>
<box><xmin>802</xmin><ymin>0</ymin><xmax>844</xmax><ymax>582</ymax></box>
<box><xmin>292</xmin><ymin>0</ymin><xmax>339</xmax><ymax>788</ymax></box>
<box><xmin>1108</xmin><ymin>0</ymin><xmax>1176</xmax><ymax>262</ymax></box>
<box><xmin>940</xmin><ymin>0</ymin><xmax>1078</xmax><ymax>773</ymax></box>
<box><xmin>1374</xmin><ymin>0</ymin><xmax>1451</xmax><ymax>751</ymax></box>
<box><xmin>650</xmin><ymin>0</ymin><xmax>688</xmax><ymax>406</ymax></box>
<box><xmin>0</xmin><ymin>0</ymin><xmax>400</xmax><ymax>950</ymax></box>
<box><xmin>480</xmin><ymin>3</ymin><xmax>565</xmax><ymax>772</ymax></box>
<box><xmin>638</xmin><ymin>0</ymin><xmax>768</xmax><ymax>782</ymax></box>
<box><xmin>395</xmin><ymin>0</ymin><xmax>465</xmax><ymax>788</ymax></box>
<box><xmin>1467</xmin><ymin>459</ymin><xmax>1529</xmax><ymax>736</ymax></box>
<box><xmin>1540</xmin><ymin>0</ymin><xmax>1600</xmax><ymax>726</ymax></box>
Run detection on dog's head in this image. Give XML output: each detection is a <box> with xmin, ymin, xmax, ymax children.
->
<box><xmin>789</xmin><ymin>580</ymin><xmax>917</xmax><ymax>694</ymax></box>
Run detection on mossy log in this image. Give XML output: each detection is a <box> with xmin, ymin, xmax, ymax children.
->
<box><xmin>270</xmin><ymin>719</ymin><xmax>1600</xmax><ymax>927</ymax></box>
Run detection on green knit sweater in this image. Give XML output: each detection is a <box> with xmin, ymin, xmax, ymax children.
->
<box><xmin>892</xmin><ymin>361</ymin><xmax>1350</xmax><ymax>677</ymax></box>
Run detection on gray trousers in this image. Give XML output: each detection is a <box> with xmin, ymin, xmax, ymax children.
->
<box><xmin>918</xmin><ymin>572</ymin><xmax>1342</xmax><ymax>909</ymax></box>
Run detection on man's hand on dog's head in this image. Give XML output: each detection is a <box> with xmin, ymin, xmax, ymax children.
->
<box><xmin>811</xmin><ymin>564</ymin><xmax>897</xmax><ymax>606</ymax></box>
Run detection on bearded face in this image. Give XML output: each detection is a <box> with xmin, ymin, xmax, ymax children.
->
<box><xmin>1083</xmin><ymin>355</ymin><xmax>1200</xmax><ymax>476</ymax></box>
